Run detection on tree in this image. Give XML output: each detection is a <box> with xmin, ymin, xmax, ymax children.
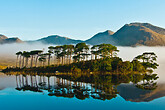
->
<box><xmin>98</xmin><ymin>44</ymin><xmax>119</xmax><ymax>58</ymax></box>
<box><xmin>111</xmin><ymin>57</ymin><xmax>122</xmax><ymax>71</ymax></box>
<box><xmin>29</xmin><ymin>50</ymin><xmax>43</xmax><ymax>67</ymax></box>
<box><xmin>16</xmin><ymin>51</ymin><xmax>22</xmax><ymax>68</ymax></box>
<box><xmin>48</xmin><ymin>46</ymin><xmax>55</xmax><ymax>65</ymax></box>
<box><xmin>100</xmin><ymin>58</ymin><xmax>113</xmax><ymax>72</ymax></box>
<box><xmin>54</xmin><ymin>46</ymin><xmax>63</xmax><ymax>65</ymax></box>
<box><xmin>38</xmin><ymin>54</ymin><xmax>47</xmax><ymax>66</ymax></box>
<box><xmin>46</xmin><ymin>46</ymin><xmax>54</xmax><ymax>66</ymax></box>
<box><xmin>21</xmin><ymin>51</ymin><xmax>26</xmax><ymax>68</ymax></box>
<box><xmin>61</xmin><ymin>45</ymin><xmax>68</xmax><ymax>64</ymax></box>
<box><xmin>22</xmin><ymin>51</ymin><xmax>30</xmax><ymax>67</ymax></box>
<box><xmin>74</xmin><ymin>43</ymin><xmax>89</xmax><ymax>62</ymax></box>
<box><xmin>29</xmin><ymin>51</ymin><xmax>37</xmax><ymax>67</ymax></box>
<box><xmin>91</xmin><ymin>45</ymin><xmax>99</xmax><ymax>60</ymax></box>
<box><xmin>134</xmin><ymin>52</ymin><xmax>159</xmax><ymax>70</ymax></box>
<box><xmin>34</xmin><ymin>50</ymin><xmax>43</xmax><ymax>67</ymax></box>
<box><xmin>66</xmin><ymin>45</ymin><xmax>74</xmax><ymax>64</ymax></box>
<box><xmin>131</xmin><ymin>60</ymin><xmax>145</xmax><ymax>72</ymax></box>
<box><xmin>118</xmin><ymin>61</ymin><xmax>133</xmax><ymax>74</ymax></box>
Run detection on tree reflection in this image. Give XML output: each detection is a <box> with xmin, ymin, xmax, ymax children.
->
<box><xmin>13</xmin><ymin>72</ymin><xmax>159</xmax><ymax>101</ymax></box>
<box><xmin>136</xmin><ymin>74</ymin><xmax>159</xmax><ymax>90</ymax></box>
<box><xmin>15</xmin><ymin>74</ymin><xmax>43</xmax><ymax>92</ymax></box>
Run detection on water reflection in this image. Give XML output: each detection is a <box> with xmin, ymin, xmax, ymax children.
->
<box><xmin>15</xmin><ymin>75</ymin><xmax>117</xmax><ymax>100</ymax></box>
<box><xmin>12</xmin><ymin>73</ymin><xmax>159</xmax><ymax>101</ymax></box>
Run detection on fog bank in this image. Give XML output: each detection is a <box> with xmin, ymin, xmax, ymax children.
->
<box><xmin>0</xmin><ymin>43</ymin><xmax>53</xmax><ymax>58</ymax></box>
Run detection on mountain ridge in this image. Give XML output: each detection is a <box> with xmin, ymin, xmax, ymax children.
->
<box><xmin>113</xmin><ymin>23</ymin><xmax>165</xmax><ymax>46</ymax></box>
<box><xmin>0</xmin><ymin>35</ymin><xmax>23</xmax><ymax>44</ymax></box>
<box><xmin>85</xmin><ymin>30</ymin><xmax>116</xmax><ymax>45</ymax></box>
<box><xmin>1</xmin><ymin>22</ymin><xmax>165</xmax><ymax>46</ymax></box>
<box><xmin>28</xmin><ymin>35</ymin><xmax>82</xmax><ymax>45</ymax></box>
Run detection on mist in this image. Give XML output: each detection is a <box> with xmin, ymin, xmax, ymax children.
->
<box><xmin>0</xmin><ymin>43</ymin><xmax>165</xmax><ymax>83</ymax></box>
<box><xmin>118</xmin><ymin>46</ymin><xmax>165</xmax><ymax>83</ymax></box>
<box><xmin>0</xmin><ymin>43</ymin><xmax>53</xmax><ymax>58</ymax></box>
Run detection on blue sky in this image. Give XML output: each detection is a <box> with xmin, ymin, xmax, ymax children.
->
<box><xmin>0</xmin><ymin>0</ymin><xmax>165</xmax><ymax>40</ymax></box>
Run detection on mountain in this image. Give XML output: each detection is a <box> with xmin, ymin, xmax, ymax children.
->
<box><xmin>131</xmin><ymin>23</ymin><xmax>165</xmax><ymax>35</ymax></box>
<box><xmin>0</xmin><ymin>34</ymin><xmax>23</xmax><ymax>44</ymax></box>
<box><xmin>31</xmin><ymin>35</ymin><xmax>82</xmax><ymax>45</ymax></box>
<box><xmin>0</xmin><ymin>34</ymin><xmax>8</xmax><ymax>43</ymax></box>
<box><xmin>113</xmin><ymin>23</ymin><xmax>165</xmax><ymax>46</ymax></box>
<box><xmin>3</xmin><ymin>37</ymin><xmax>23</xmax><ymax>44</ymax></box>
<box><xmin>85</xmin><ymin>22</ymin><xmax>165</xmax><ymax>46</ymax></box>
<box><xmin>0</xmin><ymin>34</ymin><xmax>8</xmax><ymax>39</ymax></box>
<box><xmin>1</xmin><ymin>22</ymin><xmax>165</xmax><ymax>46</ymax></box>
<box><xmin>85</xmin><ymin>30</ymin><xmax>116</xmax><ymax>45</ymax></box>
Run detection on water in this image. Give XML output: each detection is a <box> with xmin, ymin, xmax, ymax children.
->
<box><xmin>0</xmin><ymin>46</ymin><xmax>165</xmax><ymax>110</ymax></box>
<box><xmin>0</xmin><ymin>72</ymin><xmax>164</xmax><ymax>110</ymax></box>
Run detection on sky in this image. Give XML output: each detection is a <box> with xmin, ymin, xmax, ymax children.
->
<box><xmin>0</xmin><ymin>0</ymin><xmax>165</xmax><ymax>41</ymax></box>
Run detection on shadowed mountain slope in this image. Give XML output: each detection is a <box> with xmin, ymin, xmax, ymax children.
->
<box><xmin>33</xmin><ymin>35</ymin><xmax>82</xmax><ymax>45</ymax></box>
<box><xmin>85</xmin><ymin>30</ymin><xmax>116</xmax><ymax>45</ymax></box>
<box><xmin>0</xmin><ymin>34</ymin><xmax>23</xmax><ymax>44</ymax></box>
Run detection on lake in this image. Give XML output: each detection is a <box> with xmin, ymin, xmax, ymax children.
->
<box><xmin>0</xmin><ymin>46</ymin><xmax>165</xmax><ymax>110</ymax></box>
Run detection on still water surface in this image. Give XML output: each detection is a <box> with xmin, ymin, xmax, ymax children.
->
<box><xmin>0</xmin><ymin>72</ymin><xmax>165</xmax><ymax>110</ymax></box>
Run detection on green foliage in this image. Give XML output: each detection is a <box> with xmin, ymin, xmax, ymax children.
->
<box><xmin>71</xmin><ymin>66</ymin><xmax>82</xmax><ymax>73</ymax></box>
<box><xmin>132</xmin><ymin>60</ymin><xmax>145</xmax><ymax>72</ymax></box>
<box><xmin>111</xmin><ymin>57</ymin><xmax>122</xmax><ymax>70</ymax></box>
<box><xmin>118</xmin><ymin>61</ymin><xmax>133</xmax><ymax>73</ymax></box>
<box><xmin>134</xmin><ymin>52</ymin><xmax>159</xmax><ymax>70</ymax></box>
<box><xmin>91</xmin><ymin>44</ymin><xmax>119</xmax><ymax>59</ymax></box>
<box><xmin>74</xmin><ymin>43</ymin><xmax>89</xmax><ymax>62</ymax></box>
<box><xmin>100</xmin><ymin>58</ymin><xmax>112</xmax><ymax>72</ymax></box>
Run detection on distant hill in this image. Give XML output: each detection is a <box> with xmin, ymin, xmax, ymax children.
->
<box><xmin>0</xmin><ymin>34</ymin><xmax>8</xmax><ymax>39</ymax></box>
<box><xmin>3</xmin><ymin>37</ymin><xmax>23</xmax><ymax>44</ymax></box>
<box><xmin>85</xmin><ymin>30</ymin><xmax>116</xmax><ymax>45</ymax></box>
<box><xmin>29</xmin><ymin>35</ymin><xmax>82</xmax><ymax>45</ymax></box>
<box><xmin>113</xmin><ymin>23</ymin><xmax>165</xmax><ymax>46</ymax></box>
<box><xmin>0</xmin><ymin>34</ymin><xmax>23</xmax><ymax>44</ymax></box>
<box><xmin>0</xmin><ymin>34</ymin><xmax>8</xmax><ymax>43</ymax></box>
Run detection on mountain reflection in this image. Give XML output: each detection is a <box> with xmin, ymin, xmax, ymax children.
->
<box><xmin>13</xmin><ymin>73</ymin><xmax>159</xmax><ymax>102</ymax></box>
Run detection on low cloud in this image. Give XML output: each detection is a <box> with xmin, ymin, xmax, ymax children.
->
<box><xmin>0</xmin><ymin>42</ymin><xmax>54</xmax><ymax>58</ymax></box>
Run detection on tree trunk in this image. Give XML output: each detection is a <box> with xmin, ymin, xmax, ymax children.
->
<box><xmin>31</xmin><ymin>55</ymin><xmax>33</xmax><ymax>67</ymax></box>
<box><xmin>67</xmin><ymin>55</ymin><xmax>69</xmax><ymax>64</ymax></box>
<box><xmin>54</xmin><ymin>55</ymin><xmax>56</xmax><ymax>65</ymax></box>
<box><xmin>35</xmin><ymin>56</ymin><xmax>39</xmax><ymax>67</ymax></box>
<box><xmin>48</xmin><ymin>55</ymin><xmax>50</xmax><ymax>66</ymax></box>
<box><xmin>19</xmin><ymin>56</ymin><xmax>22</xmax><ymax>68</ymax></box>
<box><xmin>69</xmin><ymin>54</ymin><xmax>72</xmax><ymax>64</ymax></box>
<box><xmin>25</xmin><ymin>58</ymin><xmax>28</xmax><ymax>67</ymax></box>
<box><xmin>22</xmin><ymin>57</ymin><xmax>24</xmax><ymax>68</ymax></box>
<box><xmin>62</xmin><ymin>57</ymin><xmax>64</xmax><ymax>65</ymax></box>
<box><xmin>16</xmin><ymin>55</ymin><xmax>19</xmax><ymax>67</ymax></box>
